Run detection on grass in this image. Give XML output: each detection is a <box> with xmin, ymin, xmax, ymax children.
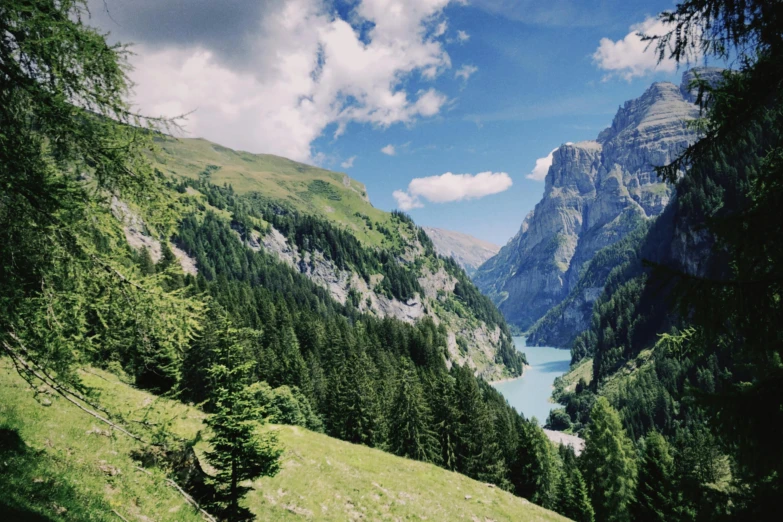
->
<box><xmin>0</xmin><ymin>359</ymin><xmax>569</xmax><ymax>521</ymax></box>
<box><xmin>552</xmin><ymin>357</ymin><xmax>594</xmax><ymax>402</ymax></box>
<box><xmin>150</xmin><ymin>137</ymin><xmax>392</xmax><ymax>247</ymax></box>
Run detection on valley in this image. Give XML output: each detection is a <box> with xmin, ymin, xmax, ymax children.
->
<box><xmin>3</xmin><ymin>1</ymin><xmax>781</xmax><ymax>521</ymax></box>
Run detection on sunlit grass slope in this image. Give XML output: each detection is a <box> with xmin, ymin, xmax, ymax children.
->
<box><xmin>0</xmin><ymin>360</ymin><xmax>569</xmax><ymax>521</ymax></box>
<box><xmin>150</xmin><ymin>136</ymin><xmax>391</xmax><ymax>246</ymax></box>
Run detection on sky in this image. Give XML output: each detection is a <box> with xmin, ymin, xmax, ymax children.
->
<box><xmin>86</xmin><ymin>0</ymin><xmax>712</xmax><ymax>246</ymax></box>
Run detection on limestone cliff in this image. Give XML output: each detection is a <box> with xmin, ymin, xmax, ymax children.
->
<box><xmin>474</xmin><ymin>69</ymin><xmax>713</xmax><ymax>332</ymax></box>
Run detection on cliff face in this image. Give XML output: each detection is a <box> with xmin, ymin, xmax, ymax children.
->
<box><xmin>474</xmin><ymin>70</ymin><xmax>709</xmax><ymax>331</ymax></box>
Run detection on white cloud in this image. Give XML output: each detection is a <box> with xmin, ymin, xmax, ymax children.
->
<box><xmin>381</xmin><ymin>144</ymin><xmax>397</xmax><ymax>156</ymax></box>
<box><xmin>394</xmin><ymin>171</ymin><xmax>513</xmax><ymax>209</ymax></box>
<box><xmin>456</xmin><ymin>30</ymin><xmax>470</xmax><ymax>42</ymax></box>
<box><xmin>127</xmin><ymin>0</ymin><xmax>459</xmax><ymax>162</ymax></box>
<box><xmin>526</xmin><ymin>143</ymin><xmax>572</xmax><ymax>181</ymax></box>
<box><xmin>341</xmin><ymin>155</ymin><xmax>356</xmax><ymax>168</ymax></box>
<box><xmin>455</xmin><ymin>64</ymin><xmax>478</xmax><ymax>81</ymax></box>
<box><xmin>393</xmin><ymin>190</ymin><xmax>425</xmax><ymax>211</ymax></box>
<box><xmin>593</xmin><ymin>16</ymin><xmax>701</xmax><ymax>81</ymax></box>
<box><xmin>434</xmin><ymin>21</ymin><xmax>448</xmax><ymax>37</ymax></box>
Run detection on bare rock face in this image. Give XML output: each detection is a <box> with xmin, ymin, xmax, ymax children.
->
<box><xmin>111</xmin><ymin>197</ymin><xmax>198</xmax><ymax>276</ymax></box>
<box><xmin>422</xmin><ymin>227</ymin><xmax>500</xmax><ymax>276</ymax></box>
<box><xmin>256</xmin><ymin>225</ymin><xmax>512</xmax><ymax>379</ymax></box>
<box><xmin>474</xmin><ymin>69</ymin><xmax>712</xmax><ymax>331</ymax></box>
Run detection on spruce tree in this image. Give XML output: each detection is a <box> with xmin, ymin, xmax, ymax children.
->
<box><xmin>631</xmin><ymin>431</ymin><xmax>677</xmax><ymax>522</ymax></box>
<box><xmin>557</xmin><ymin>448</ymin><xmax>594</xmax><ymax>522</ymax></box>
<box><xmin>582</xmin><ymin>397</ymin><xmax>637</xmax><ymax>522</ymax></box>
<box><xmin>328</xmin><ymin>351</ymin><xmax>379</xmax><ymax>446</ymax></box>
<box><xmin>428</xmin><ymin>372</ymin><xmax>459</xmax><ymax>470</ymax></box>
<box><xmin>388</xmin><ymin>360</ymin><xmax>439</xmax><ymax>463</ymax></box>
<box><xmin>510</xmin><ymin>420</ymin><xmax>558</xmax><ymax>509</ymax></box>
<box><xmin>137</xmin><ymin>247</ymin><xmax>157</xmax><ymax>276</ymax></box>
<box><xmin>204</xmin><ymin>317</ymin><xmax>282</xmax><ymax>521</ymax></box>
<box><xmin>453</xmin><ymin>365</ymin><xmax>490</xmax><ymax>478</ymax></box>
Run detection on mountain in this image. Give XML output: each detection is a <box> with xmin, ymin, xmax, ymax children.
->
<box><xmin>422</xmin><ymin>227</ymin><xmax>500</xmax><ymax>275</ymax></box>
<box><xmin>474</xmin><ymin>68</ymin><xmax>721</xmax><ymax>335</ymax></box>
<box><xmin>0</xmin><ymin>360</ymin><xmax>568</xmax><ymax>522</ymax></box>
<box><xmin>149</xmin><ymin>136</ymin><xmax>522</xmax><ymax>380</ymax></box>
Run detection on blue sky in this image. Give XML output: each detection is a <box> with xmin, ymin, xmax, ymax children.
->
<box><xmin>89</xmin><ymin>0</ymin><xmax>707</xmax><ymax>245</ymax></box>
<box><xmin>312</xmin><ymin>0</ymin><xmax>688</xmax><ymax>245</ymax></box>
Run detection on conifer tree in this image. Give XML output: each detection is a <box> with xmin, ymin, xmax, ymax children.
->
<box><xmin>510</xmin><ymin>420</ymin><xmax>558</xmax><ymax>509</ymax></box>
<box><xmin>137</xmin><ymin>247</ymin><xmax>157</xmax><ymax>276</ymax></box>
<box><xmin>557</xmin><ymin>448</ymin><xmax>594</xmax><ymax>522</ymax></box>
<box><xmin>328</xmin><ymin>351</ymin><xmax>379</xmax><ymax>446</ymax></box>
<box><xmin>389</xmin><ymin>360</ymin><xmax>439</xmax><ymax>463</ymax></box>
<box><xmin>582</xmin><ymin>397</ymin><xmax>637</xmax><ymax>522</ymax></box>
<box><xmin>204</xmin><ymin>317</ymin><xmax>281</xmax><ymax>520</ymax></box>
<box><xmin>631</xmin><ymin>431</ymin><xmax>677</xmax><ymax>522</ymax></box>
<box><xmin>428</xmin><ymin>372</ymin><xmax>459</xmax><ymax>470</ymax></box>
<box><xmin>453</xmin><ymin>365</ymin><xmax>490</xmax><ymax>478</ymax></box>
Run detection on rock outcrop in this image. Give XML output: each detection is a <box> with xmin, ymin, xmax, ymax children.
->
<box><xmin>255</xmin><ymin>225</ymin><xmax>513</xmax><ymax>380</ymax></box>
<box><xmin>423</xmin><ymin>227</ymin><xmax>500</xmax><ymax>275</ymax></box>
<box><xmin>474</xmin><ymin>69</ymin><xmax>713</xmax><ymax>331</ymax></box>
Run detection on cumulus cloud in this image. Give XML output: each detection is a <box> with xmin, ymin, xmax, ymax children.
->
<box><xmin>381</xmin><ymin>144</ymin><xmax>397</xmax><ymax>156</ymax></box>
<box><xmin>455</xmin><ymin>64</ymin><xmax>478</xmax><ymax>81</ymax></box>
<box><xmin>89</xmin><ymin>0</ymin><xmax>459</xmax><ymax>162</ymax></box>
<box><xmin>456</xmin><ymin>30</ymin><xmax>470</xmax><ymax>42</ymax></box>
<box><xmin>593</xmin><ymin>16</ymin><xmax>701</xmax><ymax>81</ymax></box>
<box><xmin>434</xmin><ymin>21</ymin><xmax>448</xmax><ymax>37</ymax></box>
<box><xmin>341</xmin><ymin>156</ymin><xmax>356</xmax><ymax>168</ymax></box>
<box><xmin>526</xmin><ymin>143</ymin><xmax>572</xmax><ymax>181</ymax></box>
<box><xmin>393</xmin><ymin>190</ymin><xmax>425</xmax><ymax>211</ymax></box>
<box><xmin>394</xmin><ymin>171</ymin><xmax>513</xmax><ymax>209</ymax></box>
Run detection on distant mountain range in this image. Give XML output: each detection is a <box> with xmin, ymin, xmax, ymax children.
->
<box><xmin>473</xmin><ymin>68</ymin><xmax>724</xmax><ymax>345</ymax></box>
<box><xmin>423</xmin><ymin>227</ymin><xmax>500</xmax><ymax>276</ymax></box>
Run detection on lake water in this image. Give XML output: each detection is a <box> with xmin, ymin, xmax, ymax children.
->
<box><xmin>492</xmin><ymin>337</ymin><xmax>571</xmax><ymax>424</ymax></box>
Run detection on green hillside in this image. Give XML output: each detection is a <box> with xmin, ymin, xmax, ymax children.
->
<box><xmin>0</xmin><ymin>360</ymin><xmax>568</xmax><ymax>522</ymax></box>
<box><xmin>151</xmin><ymin>137</ymin><xmax>389</xmax><ymax>247</ymax></box>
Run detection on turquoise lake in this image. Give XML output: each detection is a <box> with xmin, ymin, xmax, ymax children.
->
<box><xmin>492</xmin><ymin>337</ymin><xmax>571</xmax><ymax>423</ymax></box>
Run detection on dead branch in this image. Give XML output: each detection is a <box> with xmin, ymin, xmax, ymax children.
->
<box><xmin>111</xmin><ymin>509</ymin><xmax>130</xmax><ymax>522</ymax></box>
<box><xmin>2</xmin><ymin>340</ymin><xmax>148</xmax><ymax>445</ymax></box>
<box><xmin>166</xmin><ymin>478</ymin><xmax>217</xmax><ymax>522</ymax></box>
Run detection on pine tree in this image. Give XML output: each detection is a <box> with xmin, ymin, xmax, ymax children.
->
<box><xmin>137</xmin><ymin>247</ymin><xmax>157</xmax><ymax>275</ymax></box>
<box><xmin>557</xmin><ymin>448</ymin><xmax>594</xmax><ymax>522</ymax></box>
<box><xmin>453</xmin><ymin>365</ymin><xmax>490</xmax><ymax>478</ymax></box>
<box><xmin>582</xmin><ymin>397</ymin><xmax>637</xmax><ymax>522</ymax></box>
<box><xmin>181</xmin><ymin>307</ymin><xmax>226</xmax><ymax>406</ymax></box>
<box><xmin>510</xmin><ymin>420</ymin><xmax>558</xmax><ymax>509</ymax></box>
<box><xmin>328</xmin><ymin>351</ymin><xmax>379</xmax><ymax>446</ymax></box>
<box><xmin>631</xmin><ymin>431</ymin><xmax>677</xmax><ymax>522</ymax></box>
<box><xmin>428</xmin><ymin>372</ymin><xmax>459</xmax><ymax>470</ymax></box>
<box><xmin>204</xmin><ymin>318</ymin><xmax>282</xmax><ymax>521</ymax></box>
<box><xmin>388</xmin><ymin>360</ymin><xmax>439</xmax><ymax>463</ymax></box>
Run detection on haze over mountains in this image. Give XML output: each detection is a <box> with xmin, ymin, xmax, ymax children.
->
<box><xmin>423</xmin><ymin>227</ymin><xmax>500</xmax><ymax>276</ymax></box>
<box><xmin>472</xmin><ymin>68</ymin><xmax>724</xmax><ymax>341</ymax></box>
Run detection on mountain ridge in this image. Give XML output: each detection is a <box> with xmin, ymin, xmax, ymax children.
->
<box><xmin>474</xmin><ymin>68</ymin><xmax>714</xmax><ymax>335</ymax></box>
<box><xmin>423</xmin><ymin>226</ymin><xmax>500</xmax><ymax>275</ymax></box>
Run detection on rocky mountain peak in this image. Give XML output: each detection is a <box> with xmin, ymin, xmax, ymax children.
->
<box><xmin>474</xmin><ymin>69</ymin><xmax>710</xmax><ymax>332</ymax></box>
<box><xmin>597</xmin><ymin>80</ymin><xmax>698</xmax><ymax>148</ymax></box>
<box><xmin>680</xmin><ymin>66</ymin><xmax>726</xmax><ymax>102</ymax></box>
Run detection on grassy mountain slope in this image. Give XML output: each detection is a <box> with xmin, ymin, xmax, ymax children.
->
<box><xmin>146</xmin><ymin>136</ymin><xmax>522</xmax><ymax>380</ymax></box>
<box><xmin>0</xmin><ymin>360</ymin><xmax>568</xmax><ymax>522</ymax></box>
<box><xmin>151</xmin><ymin>137</ymin><xmax>386</xmax><ymax>247</ymax></box>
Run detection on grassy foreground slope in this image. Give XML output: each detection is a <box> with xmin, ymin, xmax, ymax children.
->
<box><xmin>0</xmin><ymin>361</ymin><xmax>568</xmax><ymax>522</ymax></box>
